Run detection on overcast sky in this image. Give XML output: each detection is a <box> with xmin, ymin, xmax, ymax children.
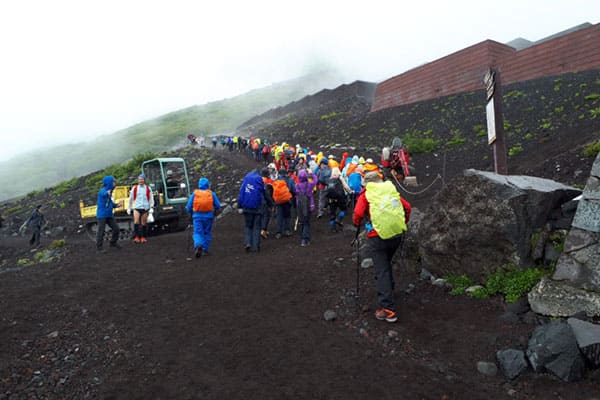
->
<box><xmin>0</xmin><ymin>0</ymin><xmax>598</xmax><ymax>161</ymax></box>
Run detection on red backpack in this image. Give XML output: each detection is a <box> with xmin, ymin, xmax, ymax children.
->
<box><xmin>133</xmin><ymin>185</ymin><xmax>151</xmax><ymax>200</ymax></box>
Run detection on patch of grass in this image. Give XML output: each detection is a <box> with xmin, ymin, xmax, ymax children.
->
<box><xmin>52</xmin><ymin>177</ymin><xmax>79</xmax><ymax>195</ymax></box>
<box><xmin>584</xmin><ymin>93</ymin><xmax>600</xmax><ymax>101</ymax></box>
<box><xmin>538</xmin><ymin>118</ymin><xmax>552</xmax><ymax>130</ymax></box>
<box><xmin>473</xmin><ymin>124</ymin><xmax>487</xmax><ymax>137</ymax></box>
<box><xmin>508</xmin><ymin>145</ymin><xmax>523</xmax><ymax>157</ymax></box>
<box><xmin>6</xmin><ymin>205</ymin><xmax>23</xmax><ymax>214</ymax></box>
<box><xmin>524</xmin><ymin>132</ymin><xmax>533</xmax><ymax>140</ymax></box>
<box><xmin>403</xmin><ymin>129</ymin><xmax>440</xmax><ymax>154</ymax></box>
<box><xmin>17</xmin><ymin>258</ymin><xmax>33</xmax><ymax>266</ymax></box>
<box><xmin>590</xmin><ymin>107</ymin><xmax>600</xmax><ymax>119</ymax></box>
<box><xmin>583</xmin><ymin>142</ymin><xmax>600</xmax><ymax>158</ymax></box>
<box><xmin>50</xmin><ymin>239</ymin><xmax>66</xmax><ymax>249</ymax></box>
<box><xmin>554</xmin><ymin>106</ymin><xmax>564</xmax><ymax>114</ymax></box>
<box><xmin>467</xmin><ymin>287</ymin><xmax>489</xmax><ymax>299</ymax></box>
<box><xmin>320</xmin><ymin>111</ymin><xmax>341</xmax><ymax>121</ymax></box>
<box><xmin>504</xmin><ymin>90</ymin><xmax>525</xmax><ymax>100</ymax></box>
<box><xmin>445</xmin><ymin>129</ymin><xmax>466</xmax><ymax>147</ymax></box>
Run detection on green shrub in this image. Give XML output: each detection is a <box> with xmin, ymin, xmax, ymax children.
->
<box><xmin>508</xmin><ymin>145</ymin><xmax>523</xmax><ymax>157</ymax></box>
<box><xmin>524</xmin><ymin>132</ymin><xmax>533</xmax><ymax>140</ymax></box>
<box><xmin>6</xmin><ymin>205</ymin><xmax>23</xmax><ymax>214</ymax></box>
<box><xmin>590</xmin><ymin>107</ymin><xmax>600</xmax><ymax>119</ymax></box>
<box><xmin>583</xmin><ymin>142</ymin><xmax>600</xmax><ymax>158</ymax></box>
<box><xmin>584</xmin><ymin>93</ymin><xmax>600</xmax><ymax>101</ymax></box>
<box><xmin>445</xmin><ymin>274</ymin><xmax>475</xmax><ymax>296</ymax></box>
<box><xmin>486</xmin><ymin>265</ymin><xmax>546</xmax><ymax>303</ymax></box>
<box><xmin>52</xmin><ymin>177</ymin><xmax>79</xmax><ymax>195</ymax></box>
<box><xmin>49</xmin><ymin>239</ymin><xmax>66</xmax><ymax>249</ymax></box>
<box><xmin>467</xmin><ymin>287</ymin><xmax>489</xmax><ymax>299</ymax></box>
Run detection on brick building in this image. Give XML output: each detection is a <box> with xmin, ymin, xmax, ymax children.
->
<box><xmin>371</xmin><ymin>23</ymin><xmax>600</xmax><ymax>112</ymax></box>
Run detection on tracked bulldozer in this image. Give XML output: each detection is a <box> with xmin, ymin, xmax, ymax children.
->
<box><xmin>80</xmin><ymin>157</ymin><xmax>191</xmax><ymax>241</ymax></box>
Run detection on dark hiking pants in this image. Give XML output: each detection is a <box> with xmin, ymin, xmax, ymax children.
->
<box><xmin>96</xmin><ymin>217</ymin><xmax>120</xmax><ymax>249</ymax></box>
<box><xmin>364</xmin><ymin>234</ymin><xmax>404</xmax><ymax>310</ymax></box>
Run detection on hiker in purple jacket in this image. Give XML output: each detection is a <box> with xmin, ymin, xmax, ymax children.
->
<box><xmin>295</xmin><ymin>168</ymin><xmax>317</xmax><ymax>246</ymax></box>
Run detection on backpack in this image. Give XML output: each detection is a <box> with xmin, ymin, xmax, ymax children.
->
<box><xmin>326</xmin><ymin>177</ymin><xmax>344</xmax><ymax>199</ymax></box>
<box><xmin>272</xmin><ymin>179</ymin><xmax>292</xmax><ymax>204</ymax></box>
<box><xmin>318</xmin><ymin>167</ymin><xmax>331</xmax><ymax>185</ymax></box>
<box><xmin>192</xmin><ymin>189</ymin><xmax>214</xmax><ymax>212</ymax></box>
<box><xmin>296</xmin><ymin>192</ymin><xmax>310</xmax><ymax>222</ymax></box>
<box><xmin>262</xmin><ymin>144</ymin><xmax>270</xmax><ymax>154</ymax></box>
<box><xmin>365</xmin><ymin>181</ymin><xmax>407</xmax><ymax>239</ymax></box>
<box><xmin>238</xmin><ymin>173</ymin><xmax>264</xmax><ymax>209</ymax></box>
<box><xmin>133</xmin><ymin>185</ymin><xmax>151</xmax><ymax>201</ymax></box>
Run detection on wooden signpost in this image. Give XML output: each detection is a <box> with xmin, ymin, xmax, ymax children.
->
<box><xmin>484</xmin><ymin>68</ymin><xmax>508</xmax><ymax>175</ymax></box>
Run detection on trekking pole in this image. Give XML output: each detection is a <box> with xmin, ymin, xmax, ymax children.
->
<box><xmin>350</xmin><ymin>225</ymin><xmax>361</xmax><ymax>298</ymax></box>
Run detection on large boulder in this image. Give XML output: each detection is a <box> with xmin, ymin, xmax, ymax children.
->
<box><xmin>567</xmin><ymin>317</ymin><xmax>600</xmax><ymax>368</ymax></box>
<box><xmin>528</xmin><ymin>277</ymin><xmax>600</xmax><ymax>317</ymax></box>
<box><xmin>418</xmin><ymin>170</ymin><xmax>580</xmax><ymax>280</ymax></box>
<box><xmin>526</xmin><ymin>321</ymin><xmax>585</xmax><ymax>382</ymax></box>
<box><xmin>553</xmin><ymin>153</ymin><xmax>600</xmax><ymax>291</ymax></box>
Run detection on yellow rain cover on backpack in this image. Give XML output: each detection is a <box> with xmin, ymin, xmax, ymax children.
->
<box><xmin>365</xmin><ymin>181</ymin><xmax>406</xmax><ymax>239</ymax></box>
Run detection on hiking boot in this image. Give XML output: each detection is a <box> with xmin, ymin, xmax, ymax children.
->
<box><xmin>244</xmin><ymin>244</ymin><xmax>251</xmax><ymax>253</ymax></box>
<box><xmin>140</xmin><ymin>237</ymin><xmax>147</xmax><ymax>244</ymax></box>
<box><xmin>96</xmin><ymin>247</ymin><xmax>106</xmax><ymax>254</ymax></box>
<box><xmin>133</xmin><ymin>237</ymin><xmax>140</xmax><ymax>243</ymax></box>
<box><xmin>375</xmin><ymin>308</ymin><xmax>398</xmax><ymax>323</ymax></box>
<box><xmin>300</xmin><ymin>240</ymin><xmax>309</xmax><ymax>247</ymax></box>
<box><xmin>316</xmin><ymin>213</ymin><xmax>323</xmax><ymax>219</ymax></box>
<box><xmin>284</xmin><ymin>230</ymin><xmax>292</xmax><ymax>237</ymax></box>
<box><xmin>275</xmin><ymin>233</ymin><xmax>282</xmax><ymax>239</ymax></box>
<box><xmin>109</xmin><ymin>242</ymin><xmax>121</xmax><ymax>250</ymax></box>
<box><xmin>195</xmin><ymin>247</ymin><xmax>202</xmax><ymax>258</ymax></box>
<box><xmin>202</xmin><ymin>250</ymin><xmax>210</xmax><ymax>256</ymax></box>
<box><xmin>260</xmin><ymin>230</ymin><xmax>269</xmax><ymax>239</ymax></box>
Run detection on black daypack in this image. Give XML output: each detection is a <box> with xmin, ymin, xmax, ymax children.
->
<box><xmin>297</xmin><ymin>193</ymin><xmax>310</xmax><ymax>222</ymax></box>
<box><xmin>326</xmin><ymin>178</ymin><xmax>344</xmax><ymax>199</ymax></box>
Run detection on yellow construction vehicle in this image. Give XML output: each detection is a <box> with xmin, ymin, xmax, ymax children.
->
<box><xmin>80</xmin><ymin>157</ymin><xmax>191</xmax><ymax>241</ymax></box>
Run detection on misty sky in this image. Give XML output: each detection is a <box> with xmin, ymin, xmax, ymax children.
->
<box><xmin>0</xmin><ymin>0</ymin><xmax>598</xmax><ymax>161</ymax></box>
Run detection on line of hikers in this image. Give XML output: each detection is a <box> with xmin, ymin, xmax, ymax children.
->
<box><xmin>234</xmin><ymin>139</ymin><xmax>412</xmax><ymax>323</ymax></box>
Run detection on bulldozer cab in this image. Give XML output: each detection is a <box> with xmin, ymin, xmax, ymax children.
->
<box><xmin>142</xmin><ymin>158</ymin><xmax>190</xmax><ymax>205</ymax></box>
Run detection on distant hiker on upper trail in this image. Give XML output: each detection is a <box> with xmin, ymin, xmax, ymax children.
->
<box><xmin>20</xmin><ymin>204</ymin><xmax>47</xmax><ymax>248</ymax></box>
<box><xmin>96</xmin><ymin>175</ymin><xmax>123</xmax><ymax>253</ymax></box>
<box><xmin>352</xmin><ymin>172</ymin><xmax>411</xmax><ymax>323</ymax></box>
<box><xmin>127</xmin><ymin>174</ymin><xmax>154</xmax><ymax>244</ymax></box>
<box><xmin>238</xmin><ymin>168</ymin><xmax>265</xmax><ymax>253</ymax></box>
<box><xmin>186</xmin><ymin>177</ymin><xmax>221</xmax><ymax>258</ymax></box>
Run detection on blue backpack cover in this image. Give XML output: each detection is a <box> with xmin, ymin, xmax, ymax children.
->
<box><xmin>238</xmin><ymin>172</ymin><xmax>264</xmax><ymax>209</ymax></box>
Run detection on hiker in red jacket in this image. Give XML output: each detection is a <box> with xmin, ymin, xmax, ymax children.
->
<box><xmin>353</xmin><ymin>172</ymin><xmax>411</xmax><ymax>323</ymax></box>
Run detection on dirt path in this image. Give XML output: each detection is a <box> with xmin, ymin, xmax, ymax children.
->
<box><xmin>1</xmin><ymin>149</ymin><xmax>598</xmax><ymax>400</ymax></box>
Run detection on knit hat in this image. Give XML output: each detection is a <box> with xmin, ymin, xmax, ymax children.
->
<box><xmin>364</xmin><ymin>171</ymin><xmax>381</xmax><ymax>184</ymax></box>
<box><xmin>138</xmin><ymin>173</ymin><xmax>146</xmax><ymax>180</ymax></box>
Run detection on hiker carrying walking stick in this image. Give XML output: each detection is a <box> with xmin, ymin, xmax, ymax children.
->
<box><xmin>352</xmin><ymin>172</ymin><xmax>412</xmax><ymax>324</ymax></box>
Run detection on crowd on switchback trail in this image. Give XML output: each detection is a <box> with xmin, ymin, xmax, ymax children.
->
<box><xmin>213</xmin><ymin>135</ymin><xmax>413</xmax><ymax>323</ymax></box>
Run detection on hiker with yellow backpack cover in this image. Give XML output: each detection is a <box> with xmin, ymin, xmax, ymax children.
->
<box><xmin>352</xmin><ymin>172</ymin><xmax>411</xmax><ymax>323</ymax></box>
<box><xmin>186</xmin><ymin>177</ymin><xmax>221</xmax><ymax>258</ymax></box>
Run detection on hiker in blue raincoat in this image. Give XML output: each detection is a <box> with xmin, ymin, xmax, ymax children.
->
<box><xmin>186</xmin><ymin>177</ymin><xmax>221</xmax><ymax>258</ymax></box>
<box><xmin>96</xmin><ymin>175</ymin><xmax>123</xmax><ymax>252</ymax></box>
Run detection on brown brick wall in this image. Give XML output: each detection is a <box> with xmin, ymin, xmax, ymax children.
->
<box><xmin>372</xmin><ymin>23</ymin><xmax>600</xmax><ymax>112</ymax></box>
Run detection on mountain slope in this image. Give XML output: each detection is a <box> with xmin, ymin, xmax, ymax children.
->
<box><xmin>0</xmin><ymin>70</ymin><xmax>346</xmax><ymax>202</ymax></box>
